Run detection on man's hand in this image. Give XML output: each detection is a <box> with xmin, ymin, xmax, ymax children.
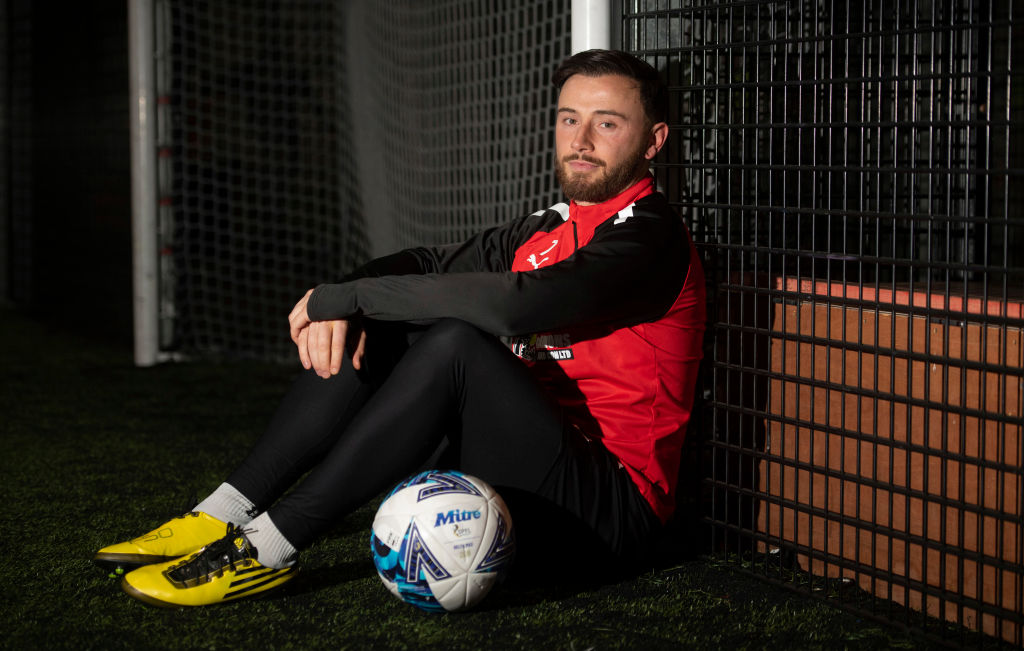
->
<box><xmin>289</xmin><ymin>289</ymin><xmax>367</xmax><ymax>377</ymax></box>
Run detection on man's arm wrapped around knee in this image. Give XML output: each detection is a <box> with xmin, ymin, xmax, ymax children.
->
<box><xmin>306</xmin><ymin>195</ymin><xmax>692</xmax><ymax>337</ymax></box>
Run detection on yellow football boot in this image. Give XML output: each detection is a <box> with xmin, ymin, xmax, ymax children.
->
<box><xmin>121</xmin><ymin>525</ymin><xmax>298</xmax><ymax>608</ymax></box>
<box><xmin>94</xmin><ymin>511</ymin><xmax>229</xmax><ymax>574</ymax></box>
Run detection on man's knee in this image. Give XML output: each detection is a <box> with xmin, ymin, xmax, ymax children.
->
<box><xmin>415</xmin><ymin>318</ymin><xmax>494</xmax><ymax>354</ymax></box>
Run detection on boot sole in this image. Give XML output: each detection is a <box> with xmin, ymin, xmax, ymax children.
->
<box><xmin>94</xmin><ymin>552</ymin><xmax>179</xmax><ymax>574</ymax></box>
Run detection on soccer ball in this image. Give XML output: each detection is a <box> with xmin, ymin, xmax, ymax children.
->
<box><xmin>370</xmin><ymin>470</ymin><xmax>516</xmax><ymax>612</ymax></box>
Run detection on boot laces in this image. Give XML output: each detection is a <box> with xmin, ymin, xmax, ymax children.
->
<box><xmin>164</xmin><ymin>524</ymin><xmax>256</xmax><ymax>588</ymax></box>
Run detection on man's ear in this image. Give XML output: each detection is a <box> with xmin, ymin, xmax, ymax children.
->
<box><xmin>645</xmin><ymin>122</ymin><xmax>669</xmax><ymax>160</ymax></box>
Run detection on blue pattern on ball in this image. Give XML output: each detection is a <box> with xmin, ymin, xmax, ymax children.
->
<box><xmin>382</xmin><ymin>469</ymin><xmax>482</xmax><ymax>502</ymax></box>
<box><xmin>371</xmin><ymin>534</ymin><xmax>400</xmax><ymax>584</ymax></box>
<box><xmin>478</xmin><ymin>509</ymin><xmax>516</xmax><ymax>572</ymax></box>
<box><xmin>371</xmin><ymin>523</ymin><xmax>449</xmax><ymax>613</ymax></box>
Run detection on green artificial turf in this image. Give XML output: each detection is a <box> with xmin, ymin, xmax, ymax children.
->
<box><xmin>0</xmin><ymin>309</ymin><xmax>1006</xmax><ymax>650</ymax></box>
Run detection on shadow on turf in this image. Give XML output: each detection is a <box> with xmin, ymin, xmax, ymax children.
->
<box><xmin>471</xmin><ymin>490</ymin><xmax>706</xmax><ymax>610</ymax></box>
<box><xmin>278</xmin><ymin>560</ymin><xmax>374</xmax><ymax>599</ymax></box>
<box><xmin>275</xmin><ymin>502</ymin><xmax>701</xmax><ymax>611</ymax></box>
<box><xmin>478</xmin><ymin>541</ymin><xmax>698</xmax><ymax>611</ymax></box>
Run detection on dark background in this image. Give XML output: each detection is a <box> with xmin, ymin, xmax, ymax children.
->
<box><xmin>5</xmin><ymin>1</ymin><xmax>133</xmax><ymax>342</ymax></box>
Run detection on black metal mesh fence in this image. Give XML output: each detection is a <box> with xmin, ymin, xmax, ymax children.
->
<box><xmin>624</xmin><ymin>0</ymin><xmax>1023</xmax><ymax>645</ymax></box>
<box><xmin>159</xmin><ymin>0</ymin><xmax>569</xmax><ymax>360</ymax></box>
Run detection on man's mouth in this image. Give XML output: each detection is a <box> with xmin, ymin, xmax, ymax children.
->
<box><xmin>565</xmin><ymin>156</ymin><xmax>603</xmax><ymax>172</ymax></box>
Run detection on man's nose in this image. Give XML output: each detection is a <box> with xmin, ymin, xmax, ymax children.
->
<box><xmin>571</xmin><ymin>124</ymin><xmax>593</xmax><ymax>152</ymax></box>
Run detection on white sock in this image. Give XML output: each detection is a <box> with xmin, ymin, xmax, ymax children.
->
<box><xmin>244</xmin><ymin>513</ymin><xmax>298</xmax><ymax>569</ymax></box>
<box><xmin>193</xmin><ymin>482</ymin><xmax>258</xmax><ymax>526</ymax></box>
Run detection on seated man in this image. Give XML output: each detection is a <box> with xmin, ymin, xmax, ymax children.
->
<box><xmin>95</xmin><ymin>48</ymin><xmax>706</xmax><ymax>607</ymax></box>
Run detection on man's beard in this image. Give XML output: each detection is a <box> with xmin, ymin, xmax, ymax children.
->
<box><xmin>555</xmin><ymin>140</ymin><xmax>650</xmax><ymax>204</ymax></box>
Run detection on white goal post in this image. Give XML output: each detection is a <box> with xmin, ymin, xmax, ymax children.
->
<box><xmin>571</xmin><ymin>0</ymin><xmax>614</xmax><ymax>53</ymax></box>
<box><xmin>128</xmin><ymin>0</ymin><xmax>160</xmax><ymax>366</ymax></box>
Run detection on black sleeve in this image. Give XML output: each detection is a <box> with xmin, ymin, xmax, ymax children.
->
<box><xmin>307</xmin><ymin>202</ymin><xmax>690</xmax><ymax>337</ymax></box>
<box><xmin>337</xmin><ymin>214</ymin><xmax>544</xmax><ymax>280</ymax></box>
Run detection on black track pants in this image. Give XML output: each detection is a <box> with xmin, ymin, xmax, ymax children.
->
<box><xmin>226</xmin><ymin>318</ymin><xmax>659</xmax><ymax>563</ymax></box>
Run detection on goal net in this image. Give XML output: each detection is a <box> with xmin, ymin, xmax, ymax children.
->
<box><xmin>156</xmin><ymin>0</ymin><xmax>571</xmax><ymax>361</ymax></box>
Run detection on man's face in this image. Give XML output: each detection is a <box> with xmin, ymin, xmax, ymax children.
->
<box><xmin>554</xmin><ymin>73</ymin><xmax>665</xmax><ymax>205</ymax></box>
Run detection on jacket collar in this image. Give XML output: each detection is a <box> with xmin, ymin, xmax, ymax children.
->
<box><xmin>568</xmin><ymin>176</ymin><xmax>655</xmax><ymax>230</ymax></box>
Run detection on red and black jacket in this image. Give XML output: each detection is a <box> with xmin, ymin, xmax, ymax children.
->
<box><xmin>307</xmin><ymin>176</ymin><xmax>706</xmax><ymax>521</ymax></box>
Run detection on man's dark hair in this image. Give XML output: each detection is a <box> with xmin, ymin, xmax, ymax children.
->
<box><xmin>551</xmin><ymin>49</ymin><xmax>668</xmax><ymax>126</ymax></box>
